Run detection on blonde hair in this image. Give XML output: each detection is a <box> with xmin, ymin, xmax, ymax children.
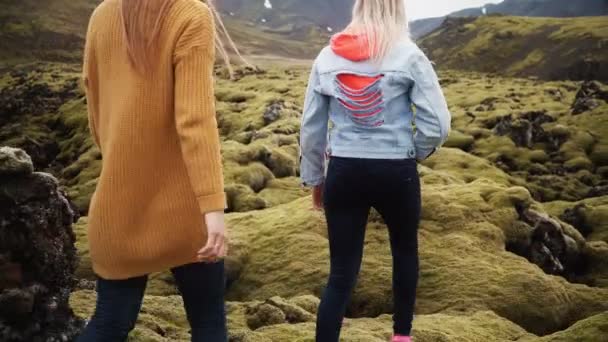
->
<box><xmin>121</xmin><ymin>0</ymin><xmax>243</xmax><ymax>74</ymax></box>
<box><xmin>348</xmin><ymin>0</ymin><xmax>410</xmax><ymax>62</ymax></box>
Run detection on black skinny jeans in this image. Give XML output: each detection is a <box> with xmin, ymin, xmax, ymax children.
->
<box><xmin>316</xmin><ymin>157</ymin><xmax>421</xmax><ymax>342</ymax></box>
<box><xmin>77</xmin><ymin>261</ymin><xmax>227</xmax><ymax>342</ymax></box>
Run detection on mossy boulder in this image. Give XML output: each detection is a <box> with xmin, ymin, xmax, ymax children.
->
<box><xmin>532</xmin><ymin>311</ymin><xmax>608</xmax><ymax>342</ymax></box>
<box><xmin>225</xmin><ymin>183</ymin><xmax>267</xmax><ymax>212</ymax></box>
<box><xmin>0</xmin><ymin>146</ymin><xmax>34</xmax><ymax>175</ymax></box>
<box><xmin>265</xmin><ymin>146</ymin><xmax>298</xmax><ymax>178</ymax></box>
<box><xmin>443</xmin><ymin>130</ymin><xmax>475</xmax><ymax>151</ymax></box>
<box><xmin>70</xmin><ymin>290</ymin><xmax>538</xmax><ymax>341</ymax></box>
<box><xmin>71</xmin><ymin>290</ymin><xmax>608</xmax><ymax>341</ymax></box>
<box><xmin>224</xmin><ymin>154</ymin><xmax>608</xmax><ymax>335</ymax></box>
<box><xmin>258</xmin><ymin>178</ymin><xmax>309</xmax><ymax>208</ymax></box>
<box><xmin>544</xmin><ymin>197</ymin><xmax>608</xmax><ymax>243</ymax></box>
<box><xmin>590</xmin><ymin>143</ymin><xmax>608</xmax><ymax>166</ymax></box>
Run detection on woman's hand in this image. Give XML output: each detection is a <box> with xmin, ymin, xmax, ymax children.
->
<box><xmin>313</xmin><ymin>184</ymin><xmax>324</xmax><ymax>211</ymax></box>
<box><xmin>198</xmin><ymin>211</ymin><xmax>228</xmax><ymax>263</ymax></box>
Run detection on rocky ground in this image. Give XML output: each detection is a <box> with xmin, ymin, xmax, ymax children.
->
<box><xmin>1</xmin><ymin>60</ymin><xmax>607</xmax><ymax>341</ymax></box>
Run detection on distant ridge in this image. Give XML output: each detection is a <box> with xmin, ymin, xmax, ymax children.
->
<box><xmin>411</xmin><ymin>0</ymin><xmax>608</xmax><ymax>39</ymax></box>
<box><xmin>419</xmin><ymin>15</ymin><xmax>608</xmax><ymax>81</ymax></box>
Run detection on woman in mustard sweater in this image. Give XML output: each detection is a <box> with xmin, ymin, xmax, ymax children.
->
<box><xmin>79</xmin><ymin>0</ymin><xmax>231</xmax><ymax>340</ymax></box>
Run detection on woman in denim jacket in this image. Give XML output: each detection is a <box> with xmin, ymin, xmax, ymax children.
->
<box><xmin>300</xmin><ymin>1</ymin><xmax>451</xmax><ymax>341</ymax></box>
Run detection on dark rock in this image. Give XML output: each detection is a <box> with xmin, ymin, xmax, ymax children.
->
<box><xmin>480</xmin><ymin>96</ymin><xmax>499</xmax><ymax>110</ymax></box>
<box><xmin>465</xmin><ymin>111</ymin><xmax>476</xmax><ymax>122</ymax></box>
<box><xmin>518</xmin><ymin>209</ymin><xmax>583</xmax><ymax>278</ymax></box>
<box><xmin>587</xmin><ymin>184</ymin><xmax>608</xmax><ymax>198</ymax></box>
<box><xmin>489</xmin><ymin>111</ymin><xmax>560</xmax><ymax>150</ymax></box>
<box><xmin>494</xmin><ymin>153</ymin><xmax>518</xmax><ymax>172</ymax></box>
<box><xmin>232</xmin><ymin>66</ymin><xmax>266</xmax><ymax>81</ymax></box>
<box><xmin>544</xmin><ymin>88</ymin><xmax>564</xmax><ymax>102</ymax></box>
<box><xmin>263</xmin><ymin>101</ymin><xmax>284</xmax><ymax>126</ymax></box>
<box><xmin>560</xmin><ymin>204</ymin><xmax>593</xmax><ymax>238</ymax></box>
<box><xmin>572</xmin><ymin>99</ymin><xmax>600</xmax><ymax>115</ymax></box>
<box><xmin>14</xmin><ymin>136</ymin><xmax>60</xmax><ymax>171</ymax></box>
<box><xmin>0</xmin><ymin>148</ymin><xmax>83</xmax><ymax>341</ymax></box>
<box><xmin>571</xmin><ymin>81</ymin><xmax>608</xmax><ymax>115</ymax></box>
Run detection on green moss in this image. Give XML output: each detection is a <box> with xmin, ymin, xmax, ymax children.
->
<box><xmin>590</xmin><ymin>144</ymin><xmax>608</xmax><ymax>166</ymax></box>
<box><xmin>564</xmin><ymin>156</ymin><xmax>594</xmax><ymax>172</ymax></box>
<box><xmin>510</xmin><ymin>49</ymin><xmax>545</xmax><ymax>73</ymax></box>
<box><xmin>222</xmin><ymin>172</ymin><xmax>608</xmax><ymax>335</ymax></box>
<box><xmin>225</xmin><ymin>183</ymin><xmax>267</xmax><ymax>212</ymax></box>
<box><xmin>265</xmin><ymin>146</ymin><xmax>298</xmax><ymax>178</ymax></box>
<box><xmin>70</xmin><ymin>290</ymin><xmax>538</xmax><ymax>342</ymax></box>
<box><xmin>258</xmin><ymin>178</ymin><xmax>309</xmax><ymax>208</ymax></box>
<box><xmin>62</xmin><ymin>148</ymin><xmax>101</xmax><ymax>213</ymax></box>
<box><xmin>215</xmin><ymin>90</ymin><xmax>258</xmax><ymax>104</ymax></box>
<box><xmin>533</xmin><ymin>312</ymin><xmax>608</xmax><ymax>342</ymax></box>
<box><xmin>443</xmin><ymin>130</ymin><xmax>475</xmax><ymax>150</ymax></box>
<box><xmin>73</xmin><ymin>217</ymin><xmax>93</xmax><ymax>280</ymax></box>
<box><xmin>582</xmin><ymin>241</ymin><xmax>608</xmax><ymax>288</ymax></box>
<box><xmin>529</xmin><ymin>150</ymin><xmax>550</xmax><ymax>163</ymax></box>
<box><xmin>231</xmin><ymin>163</ymin><xmax>275</xmax><ymax>193</ymax></box>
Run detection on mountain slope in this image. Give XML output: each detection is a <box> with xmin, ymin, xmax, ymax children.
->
<box><xmin>411</xmin><ymin>0</ymin><xmax>608</xmax><ymax>39</ymax></box>
<box><xmin>454</xmin><ymin>0</ymin><xmax>608</xmax><ymax>17</ymax></box>
<box><xmin>0</xmin><ymin>0</ymin><xmax>329</xmax><ymax>63</ymax></box>
<box><xmin>216</xmin><ymin>0</ymin><xmax>353</xmax><ymax>31</ymax></box>
<box><xmin>0</xmin><ymin>0</ymin><xmax>97</xmax><ymax>62</ymax></box>
<box><xmin>419</xmin><ymin>15</ymin><xmax>608</xmax><ymax>81</ymax></box>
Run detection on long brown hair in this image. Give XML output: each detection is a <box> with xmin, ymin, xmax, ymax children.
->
<box><xmin>121</xmin><ymin>0</ymin><xmax>243</xmax><ymax>74</ymax></box>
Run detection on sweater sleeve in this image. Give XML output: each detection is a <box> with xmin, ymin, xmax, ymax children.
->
<box><xmin>173</xmin><ymin>3</ymin><xmax>226</xmax><ymax>214</ymax></box>
<box><xmin>82</xmin><ymin>11</ymin><xmax>101</xmax><ymax>149</ymax></box>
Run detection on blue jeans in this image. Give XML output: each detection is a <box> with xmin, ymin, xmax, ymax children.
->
<box><xmin>316</xmin><ymin>157</ymin><xmax>421</xmax><ymax>342</ymax></box>
<box><xmin>77</xmin><ymin>261</ymin><xmax>227</xmax><ymax>342</ymax></box>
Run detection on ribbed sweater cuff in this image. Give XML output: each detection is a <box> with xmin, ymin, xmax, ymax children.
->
<box><xmin>197</xmin><ymin>192</ymin><xmax>227</xmax><ymax>214</ymax></box>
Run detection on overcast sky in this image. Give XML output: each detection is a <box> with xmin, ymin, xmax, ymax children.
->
<box><xmin>406</xmin><ymin>0</ymin><xmax>503</xmax><ymax>20</ymax></box>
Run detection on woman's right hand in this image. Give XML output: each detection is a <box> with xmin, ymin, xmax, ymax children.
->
<box><xmin>198</xmin><ymin>211</ymin><xmax>228</xmax><ymax>263</ymax></box>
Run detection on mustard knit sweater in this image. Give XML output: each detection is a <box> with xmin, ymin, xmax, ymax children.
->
<box><xmin>82</xmin><ymin>0</ymin><xmax>225</xmax><ymax>280</ymax></box>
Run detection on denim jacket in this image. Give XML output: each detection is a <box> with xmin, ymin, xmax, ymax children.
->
<box><xmin>299</xmin><ymin>40</ymin><xmax>451</xmax><ymax>186</ymax></box>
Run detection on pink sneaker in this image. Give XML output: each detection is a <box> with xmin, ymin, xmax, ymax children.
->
<box><xmin>392</xmin><ymin>335</ymin><xmax>411</xmax><ymax>342</ymax></box>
